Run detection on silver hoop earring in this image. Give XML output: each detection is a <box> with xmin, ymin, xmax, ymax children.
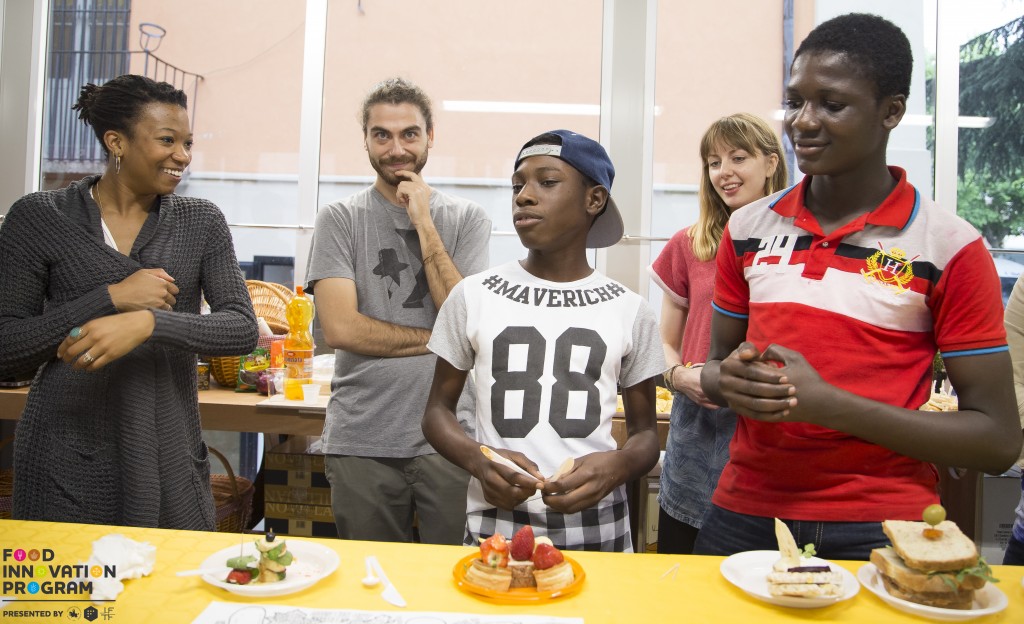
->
<box><xmin>115</xmin><ymin>155</ymin><xmax>121</xmax><ymax>174</ymax></box>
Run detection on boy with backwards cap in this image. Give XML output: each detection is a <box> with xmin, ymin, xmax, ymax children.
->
<box><xmin>423</xmin><ymin>130</ymin><xmax>665</xmax><ymax>551</ymax></box>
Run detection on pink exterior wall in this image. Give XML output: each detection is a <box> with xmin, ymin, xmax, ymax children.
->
<box><xmin>128</xmin><ymin>1</ymin><xmax>807</xmax><ymax>185</ymax></box>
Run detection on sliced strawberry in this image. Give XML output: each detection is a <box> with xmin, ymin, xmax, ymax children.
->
<box><xmin>532</xmin><ymin>543</ymin><xmax>564</xmax><ymax>570</ymax></box>
<box><xmin>226</xmin><ymin>569</ymin><xmax>253</xmax><ymax>585</ymax></box>
<box><xmin>480</xmin><ymin>533</ymin><xmax>510</xmax><ymax>568</ymax></box>
<box><xmin>510</xmin><ymin>525</ymin><xmax>535</xmax><ymax>561</ymax></box>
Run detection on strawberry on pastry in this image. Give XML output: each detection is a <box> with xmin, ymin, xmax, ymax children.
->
<box><xmin>532</xmin><ymin>543</ymin><xmax>564</xmax><ymax>570</ymax></box>
<box><xmin>532</xmin><ymin>543</ymin><xmax>574</xmax><ymax>592</ymax></box>
<box><xmin>510</xmin><ymin>526</ymin><xmax>535</xmax><ymax>561</ymax></box>
<box><xmin>480</xmin><ymin>533</ymin><xmax>510</xmax><ymax>568</ymax></box>
<box><xmin>508</xmin><ymin>526</ymin><xmax>538</xmax><ymax>588</ymax></box>
<box><xmin>466</xmin><ymin>531</ymin><xmax>575</xmax><ymax>593</ymax></box>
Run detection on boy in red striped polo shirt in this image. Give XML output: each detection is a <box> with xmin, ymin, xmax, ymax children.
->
<box><xmin>695</xmin><ymin>13</ymin><xmax>1021</xmax><ymax>560</ymax></box>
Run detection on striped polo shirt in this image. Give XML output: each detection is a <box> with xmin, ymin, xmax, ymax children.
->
<box><xmin>712</xmin><ymin>167</ymin><xmax>1007</xmax><ymax>521</ymax></box>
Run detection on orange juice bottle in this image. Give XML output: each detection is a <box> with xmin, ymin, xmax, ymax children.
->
<box><xmin>283</xmin><ymin>285</ymin><xmax>314</xmax><ymax>400</ymax></box>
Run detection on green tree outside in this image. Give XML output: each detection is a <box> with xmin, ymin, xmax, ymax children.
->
<box><xmin>956</xmin><ymin>15</ymin><xmax>1024</xmax><ymax>247</ymax></box>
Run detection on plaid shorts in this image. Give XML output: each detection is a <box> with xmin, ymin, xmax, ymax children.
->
<box><xmin>465</xmin><ymin>486</ymin><xmax>633</xmax><ymax>552</ymax></box>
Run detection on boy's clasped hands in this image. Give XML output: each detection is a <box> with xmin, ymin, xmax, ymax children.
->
<box><xmin>477</xmin><ymin>446</ymin><xmax>626</xmax><ymax>514</ymax></box>
<box><xmin>715</xmin><ymin>341</ymin><xmax>833</xmax><ymax>424</ymax></box>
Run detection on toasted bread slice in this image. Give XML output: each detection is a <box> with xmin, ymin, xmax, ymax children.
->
<box><xmin>879</xmin><ymin>574</ymin><xmax>975</xmax><ymax>610</ymax></box>
<box><xmin>881</xmin><ymin>520</ymin><xmax>978</xmax><ymax>572</ymax></box>
<box><xmin>870</xmin><ymin>548</ymin><xmax>986</xmax><ymax>593</ymax></box>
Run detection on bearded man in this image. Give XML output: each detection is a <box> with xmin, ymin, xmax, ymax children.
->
<box><xmin>306</xmin><ymin>77</ymin><xmax>491</xmax><ymax>543</ymax></box>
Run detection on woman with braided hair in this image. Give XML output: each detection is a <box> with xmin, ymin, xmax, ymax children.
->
<box><xmin>0</xmin><ymin>74</ymin><xmax>257</xmax><ymax>529</ymax></box>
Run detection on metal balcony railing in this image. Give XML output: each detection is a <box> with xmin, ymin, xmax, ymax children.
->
<box><xmin>44</xmin><ymin>49</ymin><xmax>203</xmax><ymax>169</ymax></box>
<box><xmin>44</xmin><ymin>1</ymin><xmax>202</xmax><ymax>170</ymax></box>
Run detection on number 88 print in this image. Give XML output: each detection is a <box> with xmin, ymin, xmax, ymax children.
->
<box><xmin>490</xmin><ymin>326</ymin><xmax>607</xmax><ymax>439</ymax></box>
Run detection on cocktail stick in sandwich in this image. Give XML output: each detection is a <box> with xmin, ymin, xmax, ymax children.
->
<box><xmin>870</xmin><ymin>506</ymin><xmax>998</xmax><ymax>610</ymax></box>
<box><xmin>254</xmin><ymin>531</ymin><xmax>294</xmax><ymax>583</ymax></box>
<box><xmin>767</xmin><ymin>518</ymin><xmax>844</xmax><ymax>598</ymax></box>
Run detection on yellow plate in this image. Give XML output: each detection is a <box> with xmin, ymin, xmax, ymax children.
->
<box><xmin>452</xmin><ymin>553</ymin><xmax>585</xmax><ymax>603</ymax></box>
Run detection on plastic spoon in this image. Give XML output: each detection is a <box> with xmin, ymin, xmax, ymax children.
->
<box><xmin>361</xmin><ymin>556</ymin><xmax>380</xmax><ymax>587</ymax></box>
<box><xmin>479</xmin><ymin>445</ymin><xmax>540</xmax><ymax>483</ymax></box>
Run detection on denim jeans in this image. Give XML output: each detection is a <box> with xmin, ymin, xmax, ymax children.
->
<box><xmin>1003</xmin><ymin>534</ymin><xmax>1024</xmax><ymax>565</ymax></box>
<box><xmin>693</xmin><ymin>504</ymin><xmax>890</xmax><ymax>561</ymax></box>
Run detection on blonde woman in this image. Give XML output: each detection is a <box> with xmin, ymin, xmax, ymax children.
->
<box><xmin>649</xmin><ymin>113</ymin><xmax>787</xmax><ymax>553</ymax></box>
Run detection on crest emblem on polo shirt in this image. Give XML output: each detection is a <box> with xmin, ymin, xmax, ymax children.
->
<box><xmin>861</xmin><ymin>244</ymin><xmax>916</xmax><ymax>293</ymax></box>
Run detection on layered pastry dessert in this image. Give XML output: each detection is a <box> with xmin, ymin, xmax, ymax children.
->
<box><xmin>464</xmin><ymin>525</ymin><xmax>575</xmax><ymax>592</ymax></box>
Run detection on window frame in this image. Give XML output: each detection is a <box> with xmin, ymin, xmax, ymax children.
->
<box><xmin>1</xmin><ymin>0</ymin><xmax>971</xmax><ymax>296</ymax></box>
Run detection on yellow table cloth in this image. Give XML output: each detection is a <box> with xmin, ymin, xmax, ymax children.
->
<box><xmin>1</xmin><ymin>519</ymin><xmax>1022</xmax><ymax>623</ymax></box>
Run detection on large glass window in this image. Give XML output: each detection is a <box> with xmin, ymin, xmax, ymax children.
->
<box><xmin>43</xmin><ymin>0</ymin><xmax>133</xmax><ymax>185</ymax></box>
<box><xmin>40</xmin><ymin>0</ymin><xmax>308</xmax><ymax>286</ymax></box>
<box><xmin>33</xmin><ymin>0</ymin><xmax>1010</xmax><ymax>303</ymax></box>
<box><xmin>950</xmin><ymin>0</ymin><xmax>1024</xmax><ymax>302</ymax></box>
<box><xmin>649</xmin><ymin>1</ymin><xmax>796</xmax><ymax>315</ymax></box>
<box><xmin>648</xmin><ymin>0</ymin><xmax>938</xmax><ymax>318</ymax></box>
<box><xmin>318</xmin><ymin>0</ymin><xmax>603</xmax><ymax>270</ymax></box>
<box><xmin>36</xmin><ymin>0</ymin><xmax>310</xmax><ymax>477</ymax></box>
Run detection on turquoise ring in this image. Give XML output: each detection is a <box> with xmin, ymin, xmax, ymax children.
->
<box><xmin>69</xmin><ymin>326</ymin><xmax>82</xmax><ymax>339</ymax></box>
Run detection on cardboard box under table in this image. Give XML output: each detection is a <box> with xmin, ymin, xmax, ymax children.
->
<box><xmin>263</xmin><ymin>436</ymin><xmax>337</xmax><ymax>537</ymax></box>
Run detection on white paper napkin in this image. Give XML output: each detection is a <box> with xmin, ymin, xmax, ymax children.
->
<box><xmin>80</xmin><ymin>534</ymin><xmax>157</xmax><ymax>601</ymax></box>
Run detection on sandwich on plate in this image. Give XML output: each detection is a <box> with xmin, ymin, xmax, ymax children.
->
<box><xmin>871</xmin><ymin>519</ymin><xmax>997</xmax><ymax>610</ymax></box>
<box><xmin>767</xmin><ymin>518</ymin><xmax>844</xmax><ymax>598</ymax></box>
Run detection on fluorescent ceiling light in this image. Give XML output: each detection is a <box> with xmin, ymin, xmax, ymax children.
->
<box><xmin>443</xmin><ymin>100</ymin><xmax>599</xmax><ymax>115</ymax></box>
<box><xmin>772</xmin><ymin>110</ymin><xmax>993</xmax><ymax>128</ymax></box>
<box><xmin>444</xmin><ymin>100</ymin><xmax>663</xmax><ymax>116</ymax></box>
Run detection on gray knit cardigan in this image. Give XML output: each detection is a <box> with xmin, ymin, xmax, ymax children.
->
<box><xmin>0</xmin><ymin>175</ymin><xmax>258</xmax><ymax>530</ymax></box>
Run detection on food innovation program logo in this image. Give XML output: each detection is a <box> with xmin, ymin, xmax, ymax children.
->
<box><xmin>2</xmin><ymin>547</ymin><xmax>117</xmax><ymax>620</ymax></box>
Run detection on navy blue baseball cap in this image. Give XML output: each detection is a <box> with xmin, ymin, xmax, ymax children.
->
<box><xmin>514</xmin><ymin>129</ymin><xmax>624</xmax><ymax>248</ymax></box>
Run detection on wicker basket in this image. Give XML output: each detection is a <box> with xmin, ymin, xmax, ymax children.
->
<box><xmin>209</xmin><ymin>446</ymin><xmax>254</xmax><ymax>533</ymax></box>
<box><xmin>209</xmin><ymin>357</ymin><xmax>241</xmax><ymax>389</ymax></box>
<box><xmin>0</xmin><ymin>435</ymin><xmax>12</xmax><ymax>519</ymax></box>
<box><xmin>249</xmin><ymin>279</ymin><xmax>293</xmax><ymax>334</ymax></box>
<box><xmin>208</xmin><ymin>280</ymin><xmax>292</xmax><ymax>387</ymax></box>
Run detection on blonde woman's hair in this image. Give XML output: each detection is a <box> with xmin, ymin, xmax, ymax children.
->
<box><xmin>691</xmin><ymin>113</ymin><xmax>788</xmax><ymax>261</ymax></box>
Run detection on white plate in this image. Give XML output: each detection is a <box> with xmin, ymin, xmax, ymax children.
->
<box><xmin>857</xmin><ymin>563</ymin><xmax>1008</xmax><ymax>621</ymax></box>
<box><xmin>197</xmin><ymin>540</ymin><xmax>339</xmax><ymax>597</ymax></box>
<box><xmin>719</xmin><ymin>550</ymin><xmax>859</xmax><ymax>609</ymax></box>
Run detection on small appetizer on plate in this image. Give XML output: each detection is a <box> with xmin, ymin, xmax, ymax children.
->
<box><xmin>767</xmin><ymin>518</ymin><xmax>844</xmax><ymax>599</ymax></box>
<box><xmin>224</xmin><ymin>531</ymin><xmax>295</xmax><ymax>585</ymax></box>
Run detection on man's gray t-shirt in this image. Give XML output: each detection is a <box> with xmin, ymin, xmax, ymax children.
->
<box><xmin>306</xmin><ymin>186</ymin><xmax>491</xmax><ymax>457</ymax></box>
